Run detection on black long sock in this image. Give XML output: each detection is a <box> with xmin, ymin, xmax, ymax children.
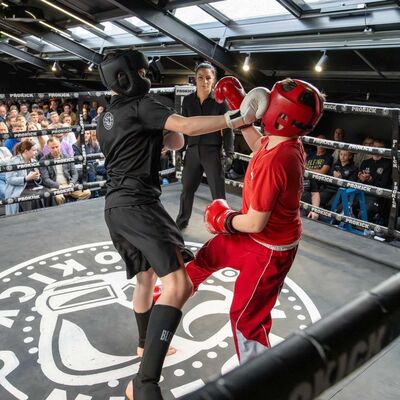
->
<box><xmin>134</xmin><ymin>304</ymin><xmax>182</xmax><ymax>400</ymax></box>
<box><xmin>134</xmin><ymin>302</ymin><xmax>154</xmax><ymax>349</ymax></box>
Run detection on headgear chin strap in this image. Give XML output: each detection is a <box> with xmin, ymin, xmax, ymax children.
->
<box><xmin>99</xmin><ymin>50</ymin><xmax>151</xmax><ymax>97</ymax></box>
<box><xmin>262</xmin><ymin>79</ymin><xmax>324</xmax><ymax>137</ymax></box>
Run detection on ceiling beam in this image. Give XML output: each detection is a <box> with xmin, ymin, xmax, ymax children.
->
<box><xmin>353</xmin><ymin>49</ymin><xmax>386</xmax><ymax>79</ymax></box>
<box><xmin>198</xmin><ymin>4</ymin><xmax>233</xmax><ymax>26</ymax></box>
<box><xmin>0</xmin><ymin>20</ymin><xmax>103</xmax><ymax>64</ymax></box>
<box><xmin>275</xmin><ymin>0</ymin><xmax>303</xmax><ymax>18</ymax></box>
<box><xmin>0</xmin><ymin>42</ymin><xmax>49</xmax><ymax>69</ymax></box>
<box><xmin>104</xmin><ymin>0</ymin><xmax>267</xmax><ymax>85</ymax></box>
<box><xmin>161</xmin><ymin>0</ymin><xmax>225</xmax><ymax>9</ymax></box>
<box><xmin>113</xmin><ymin>20</ymin><xmax>144</xmax><ymax>36</ymax></box>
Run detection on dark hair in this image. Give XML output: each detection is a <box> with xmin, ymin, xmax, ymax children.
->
<box><xmin>14</xmin><ymin>140</ymin><xmax>36</xmax><ymax>155</ymax></box>
<box><xmin>195</xmin><ymin>62</ymin><xmax>216</xmax><ymax>75</ymax></box>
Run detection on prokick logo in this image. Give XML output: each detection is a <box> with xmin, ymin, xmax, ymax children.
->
<box><xmin>0</xmin><ymin>241</ymin><xmax>321</xmax><ymax>400</ymax></box>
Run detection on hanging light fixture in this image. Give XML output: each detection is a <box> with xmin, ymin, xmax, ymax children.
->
<box><xmin>242</xmin><ymin>54</ymin><xmax>251</xmax><ymax>72</ymax></box>
<box><xmin>314</xmin><ymin>51</ymin><xmax>328</xmax><ymax>73</ymax></box>
<box><xmin>51</xmin><ymin>61</ymin><xmax>57</xmax><ymax>72</ymax></box>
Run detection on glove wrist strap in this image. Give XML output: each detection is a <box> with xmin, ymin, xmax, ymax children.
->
<box><xmin>224</xmin><ymin>211</ymin><xmax>241</xmax><ymax>234</ymax></box>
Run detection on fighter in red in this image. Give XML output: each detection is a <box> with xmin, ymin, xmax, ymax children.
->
<box><xmin>186</xmin><ymin>77</ymin><xmax>325</xmax><ymax>363</ymax></box>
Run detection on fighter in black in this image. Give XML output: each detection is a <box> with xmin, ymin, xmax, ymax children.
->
<box><xmin>96</xmin><ymin>49</ymin><xmax>264</xmax><ymax>400</ymax></box>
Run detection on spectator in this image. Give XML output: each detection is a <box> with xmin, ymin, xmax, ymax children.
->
<box><xmin>19</xmin><ymin>103</ymin><xmax>30</xmax><ymax>122</ymax></box>
<box><xmin>331</xmin><ymin>127</ymin><xmax>345</xmax><ymax>164</ymax></box>
<box><xmin>73</xmin><ymin>130</ymin><xmax>106</xmax><ymax>183</ymax></box>
<box><xmin>90</xmin><ymin>106</ymin><xmax>105</xmax><ymax>125</ymax></box>
<box><xmin>0</xmin><ymin>104</ymin><xmax>7</xmax><ymax>123</ymax></box>
<box><xmin>40</xmin><ymin>137</ymin><xmax>91</xmax><ymax>205</ymax></box>
<box><xmin>81</xmin><ymin>108</ymin><xmax>92</xmax><ymax>124</ymax></box>
<box><xmin>0</xmin><ymin>122</ymin><xmax>12</xmax><ymax>199</ymax></box>
<box><xmin>4</xmin><ymin>140</ymin><xmax>53</xmax><ymax>215</ymax></box>
<box><xmin>42</xmin><ymin>128</ymin><xmax>74</xmax><ymax>157</ymax></box>
<box><xmin>49</xmin><ymin>111</ymin><xmax>60</xmax><ymax>127</ymax></box>
<box><xmin>88</xmin><ymin>101</ymin><xmax>98</xmax><ymax>120</ymax></box>
<box><xmin>354</xmin><ymin>135</ymin><xmax>374</xmax><ymax>168</ymax></box>
<box><xmin>358</xmin><ymin>138</ymin><xmax>392</xmax><ymax>224</ymax></box>
<box><xmin>60</xmin><ymin>102</ymin><xmax>77</xmax><ymax>125</ymax></box>
<box><xmin>37</xmin><ymin>109</ymin><xmax>46</xmax><ymax>124</ymax></box>
<box><xmin>320</xmin><ymin>149</ymin><xmax>357</xmax><ymax>209</ymax></box>
<box><xmin>305</xmin><ymin>134</ymin><xmax>333</xmax><ymax>175</ymax></box>
<box><xmin>4</xmin><ymin>122</ymin><xmax>26</xmax><ymax>154</ymax></box>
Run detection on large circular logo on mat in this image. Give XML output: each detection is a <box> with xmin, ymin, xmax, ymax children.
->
<box><xmin>0</xmin><ymin>242</ymin><xmax>321</xmax><ymax>400</ymax></box>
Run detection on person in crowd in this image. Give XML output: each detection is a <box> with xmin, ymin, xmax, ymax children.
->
<box><xmin>305</xmin><ymin>133</ymin><xmax>333</xmax><ymax>188</ymax></box>
<box><xmin>4</xmin><ymin>140</ymin><xmax>54</xmax><ymax>215</ymax></box>
<box><xmin>59</xmin><ymin>102</ymin><xmax>77</xmax><ymax>125</ymax></box>
<box><xmin>95</xmin><ymin>49</ymin><xmax>264</xmax><ymax>400</ymax></box>
<box><xmin>319</xmin><ymin>149</ymin><xmax>358</xmax><ymax>209</ymax></box>
<box><xmin>40</xmin><ymin>137</ymin><xmax>91</xmax><ymax>205</ymax></box>
<box><xmin>353</xmin><ymin>135</ymin><xmax>374</xmax><ymax>168</ymax></box>
<box><xmin>175</xmin><ymin>62</ymin><xmax>235</xmax><ymax>230</ymax></box>
<box><xmin>81</xmin><ymin>108</ymin><xmax>92</xmax><ymax>124</ymax></box>
<box><xmin>19</xmin><ymin>103</ymin><xmax>30</xmax><ymax>122</ymax></box>
<box><xmin>73</xmin><ymin>130</ymin><xmax>106</xmax><ymax>183</ymax></box>
<box><xmin>31</xmin><ymin>103</ymin><xmax>40</xmax><ymax>113</ymax></box>
<box><xmin>90</xmin><ymin>105</ymin><xmax>105</xmax><ymax>125</ymax></box>
<box><xmin>0</xmin><ymin>122</ymin><xmax>12</xmax><ymax>199</ymax></box>
<box><xmin>358</xmin><ymin>138</ymin><xmax>392</xmax><ymax>224</ymax></box>
<box><xmin>37</xmin><ymin>109</ymin><xmax>46</xmax><ymax>124</ymax></box>
<box><xmin>0</xmin><ymin>104</ymin><xmax>7</xmax><ymax>123</ymax></box>
<box><xmin>88</xmin><ymin>100</ymin><xmax>98</xmax><ymax>120</ymax></box>
<box><xmin>331</xmin><ymin>127</ymin><xmax>346</xmax><ymax>164</ymax></box>
<box><xmin>184</xmin><ymin>77</ymin><xmax>324</xmax><ymax>364</ymax></box>
<box><xmin>49</xmin><ymin>111</ymin><xmax>60</xmax><ymax>127</ymax></box>
<box><xmin>4</xmin><ymin>122</ymin><xmax>27</xmax><ymax>154</ymax></box>
<box><xmin>42</xmin><ymin>129</ymin><xmax>74</xmax><ymax>157</ymax></box>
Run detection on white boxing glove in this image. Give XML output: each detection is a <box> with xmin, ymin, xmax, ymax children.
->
<box><xmin>224</xmin><ymin>87</ymin><xmax>270</xmax><ymax>129</ymax></box>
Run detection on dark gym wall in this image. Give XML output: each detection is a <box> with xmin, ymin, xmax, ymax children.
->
<box><xmin>314</xmin><ymin>111</ymin><xmax>393</xmax><ymax>145</ymax></box>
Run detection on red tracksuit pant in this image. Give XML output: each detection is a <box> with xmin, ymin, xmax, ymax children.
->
<box><xmin>186</xmin><ymin>233</ymin><xmax>298</xmax><ymax>363</ymax></box>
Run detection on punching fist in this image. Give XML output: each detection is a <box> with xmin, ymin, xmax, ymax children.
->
<box><xmin>204</xmin><ymin>199</ymin><xmax>240</xmax><ymax>235</ymax></box>
<box><xmin>214</xmin><ymin>76</ymin><xmax>246</xmax><ymax>110</ymax></box>
<box><xmin>224</xmin><ymin>87</ymin><xmax>270</xmax><ymax>130</ymax></box>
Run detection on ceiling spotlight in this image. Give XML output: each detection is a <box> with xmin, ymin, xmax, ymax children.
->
<box><xmin>242</xmin><ymin>54</ymin><xmax>251</xmax><ymax>72</ymax></box>
<box><xmin>0</xmin><ymin>30</ymin><xmax>27</xmax><ymax>44</ymax></box>
<box><xmin>314</xmin><ymin>51</ymin><xmax>328</xmax><ymax>73</ymax></box>
<box><xmin>88</xmin><ymin>62</ymin><xmax>94</xmax><ymax>72</ymax></box>
<box><xmin>363</xmin><ymin>26</ymin><xmax>373</xmax><ymax>34</ymax></box>
<box><xmin>40</xmin><ymin>0</ymin><xmax>104</xmax><ymax>34</ymax></box>
<box><xmin>51</xmin><ymin>61</ymin><xmax>57</xmax><ymax>72</ymax></box>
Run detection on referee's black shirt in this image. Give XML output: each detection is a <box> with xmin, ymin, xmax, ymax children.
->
<box><xmin>97</xmin><ymin>94</ymin><xmax>174</xmax><ymax>208</ymax></box>
<box><xmin>182</xmin><ymin>91</ymin><xmax>232</xmax><ymax>148</ymax></box>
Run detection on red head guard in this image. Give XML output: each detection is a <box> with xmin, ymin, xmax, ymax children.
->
<box><xmin>262</xmin><ymin>79</ymin><xmax>323</xmax><ymax>137</ymax></box>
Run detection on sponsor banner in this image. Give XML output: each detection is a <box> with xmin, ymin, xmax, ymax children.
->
<box><xmin>299</xmin><ymin>202</ymin><xmax>400</xmax><ymax>239</ymax></box>
<box><xmin>324</xmin><ymin>102</ymin><xmax>398</xmax><ymax>116</ymax></box>
<box><xmin>301</xmin><ymin>136</ymin><xmax>395</xmax><ymax>158</ymax></box>
<box><xmin>4</xmin><ymin>88</ymin><xmax>175</xmax><ymax>100</ymax></box>
<box><xmin>0</xmin><ymin>126</ymin><xmax>81</xmax><ymax>140</ymax></box>
<box><xmin>303</xmin><ymin>170</ymin><xmax>394</xmax><ymax>199</ymax></box>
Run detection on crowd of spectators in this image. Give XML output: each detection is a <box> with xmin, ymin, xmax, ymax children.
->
<box><xmin>0</xmin><ymin>99</ymin><xmax>106</xmax><ymax>216</ymax></box>
<box><xmin>301</xmin><ymin>127</ymin><xmax>394</xmax><ymax>227</ymax></box>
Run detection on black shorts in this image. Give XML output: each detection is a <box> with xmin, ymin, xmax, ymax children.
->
<box><xmin>104</xmin><ymin>201</ymin><xmax>185</xmax><ymax>279</ymax></box>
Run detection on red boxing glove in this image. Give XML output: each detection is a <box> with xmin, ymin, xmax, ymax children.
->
<box><xmin>214</xmin><ymin>76</ymin><xmax>246</xmax><ymax>110</ymax></box>
<box><xmin>204</xmin><ymin>199</ymin><xmax>241</xmax><ymax>235</ymax></box>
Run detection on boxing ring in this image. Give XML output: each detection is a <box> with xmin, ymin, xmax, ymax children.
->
<box><xmin>0</xmin><ymin>89</ymin><xmax>399</xmax><ymax>399</ymax></box>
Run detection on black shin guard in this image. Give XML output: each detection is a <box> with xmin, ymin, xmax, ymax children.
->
<box><xmin>134</xmin><ymin>304</ymin><xmax>182</xmax><ymax>400</ymax></box>
<box><xmin>134</xmin><ymin>302</ymin><xmax>154</xmax><ymax>349</ymax></box>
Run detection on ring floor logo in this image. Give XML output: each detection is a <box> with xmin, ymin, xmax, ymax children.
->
<box><xmin>0</xmin><ymin>241</ymin><xmax>321</xmax><ymax>400</ymax></box>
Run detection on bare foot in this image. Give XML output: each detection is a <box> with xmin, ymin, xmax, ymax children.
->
<box><xmin>125</xmin><ymin>380</ymin><xmax>133</xmax><ymax>400</ymax></box>
<box><xmin>136</xmin><ymin>346</ymin><xmax>177</xmax><ymax>357</ymax></box>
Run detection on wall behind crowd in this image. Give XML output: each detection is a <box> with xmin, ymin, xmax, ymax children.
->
<box><xmin>314</xmin><ymin>112</ymin><xmax>393</xmax><ymax>144</ymax></box>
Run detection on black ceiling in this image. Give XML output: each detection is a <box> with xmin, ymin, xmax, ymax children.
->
<box><xmin>0</xmin><ymin>0</ymin><xmax>400</xmax><ymax>104</ymax></box>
